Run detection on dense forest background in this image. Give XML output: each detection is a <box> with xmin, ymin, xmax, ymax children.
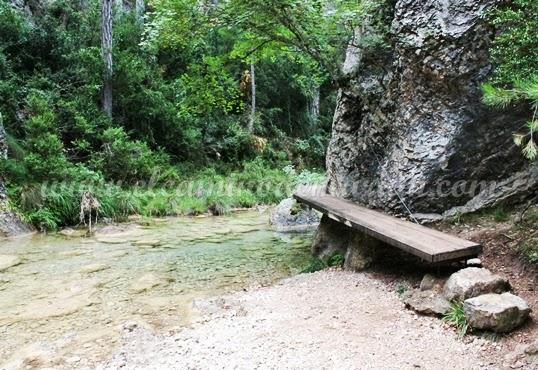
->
<box><xmin>0</xmin><ymin>0</ymin><xmax>536</xmax><ymax>230</ymax></box>
<box><xmin>0</xmin><ymin>0</ymin><xmax>362</xmax><ymax>228</ymax></box>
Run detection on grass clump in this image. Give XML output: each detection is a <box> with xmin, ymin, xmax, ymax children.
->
<box><xmin>493</xmin><ymin>206</ymin><xmax>509</xmax><ymax>222</ymax></box>
<box><xmin>301</xmin><ymin>258</ymin><xmax>327</xmax><ymax>274</ymax></box>
<box><xmin>326</xmin><ymin>251</ymin><xmax>345</xmax><ymax>267</ymax></box>
<box><xmin>301</xmin><ymin>251</ymin><xmax>345</xmax><ymax>273</ymax></box>
<box><xmin>518</xmin><ymin>237</ymin><xmax>538</xmax><ymax>265</ymax></box>
<box><xmin>395</xmin><ymin>282</ymin><xmax>410</xmax><ymax>297</ymax></box>
<box><xmin>443</xmin><ymin>302</ymin><xmax>470</xmax><ymax>338</ymax></box>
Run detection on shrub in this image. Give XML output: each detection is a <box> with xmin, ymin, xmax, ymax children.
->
<box><xmin>92</xmin><ymin>127</ymin><xmax>170</xmax><ymax>184</ymax></box>
<box><xmin>301</xmin><ymin>257</ymin><xmax>326</xmax><ymax>274</ymax></box>
<box><xmin>326</xmin><ymin>251</ymin><xmax>345</xmax><ymax>267</ymax></box>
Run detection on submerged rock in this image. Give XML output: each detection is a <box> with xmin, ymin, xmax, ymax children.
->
<box><xmin>0</xmin><ymin>255</ymin><xmax>22</xmax><ymax>272</ymax></box>
<box><xmin>59</xmin><ymin>228</ymin><xmax>87</xmax><ymax>238</ymax></box>
<box><xmin>130</xmin><ymin>273</ymin><xmax>170</xmax><ymax>294</ymax></box>
<box><xmin>270</xmin><ymin>198</ymin><xmax>320</xmax><ymax>232</ymax></box>
<box><xmin>80</xmin><ymin>263</ymin><xmax>110</xmax><ymax>274</ymax></box>
<box><xmin>443</xmin><ymin>268</ymin><xmax>510</xmax><ymax>302</ymax></box>
<box><xmin>132</xmin><ymin>240</ymin><xmax>163</xmax><ymax>248</ymax></box>
<box><xmin>464</xmin><ymin>293</ymin><xmax>531</xmax><ymax>333</ymax></box>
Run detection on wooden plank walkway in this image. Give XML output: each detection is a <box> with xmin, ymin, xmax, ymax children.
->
<box><xmin>294</xmin><ymin>192</ymin><xmax>482</xmax><ymax>263</ymax></box>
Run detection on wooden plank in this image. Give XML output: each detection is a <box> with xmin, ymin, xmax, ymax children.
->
<box><xmin>294</xmin><ymin>193</ymin><xmax>482</xmax><ymax>263</ymax></box>
<box><xmin>309</xmin><ymin>195</ymin><xmax>475</xmax><ymax>251</ymax></box>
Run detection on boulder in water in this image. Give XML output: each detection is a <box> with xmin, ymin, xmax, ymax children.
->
<box><xmin>130</xmin><ymin>273</ymin><xmax>171</xmax><ymax>294</ymax></box>
<box><xmin>270</xmin><ymin>198</ymin><xmax>320</xmax><ymax>232</ymax></box>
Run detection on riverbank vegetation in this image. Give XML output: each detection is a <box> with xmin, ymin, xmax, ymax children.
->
<box><xmin>1</xmin><ymin>0</ymin><xmax>536</xmax><ymax>232</ymax></box>
<box><xmin>0</xmin><ymin>0</ymin><xmax>363</xmax><ymax>229</ymax></box>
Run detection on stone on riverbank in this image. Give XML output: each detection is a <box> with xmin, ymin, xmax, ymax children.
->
<box><xmin>270</xmin><ymin>198</ymin><xmax>320</xmax><ymax>232</ymax></box>
<box><xmin>443</xmin><ymin>268</ymin><xmax>510</xmax><ymax>302</ymax></box>
<box><xmin>403</xmin><ymin>289</ymin><xmax>452</xmax><ymax>316</ymax></box>
<box><xmin>464</xmin><ymin>293</ymin><xmax>531</xmax><ymax>333</ymax></box>
<box><xmin>312</xmin><ymin>214</ymin><xmax>386</xmax><ymax>270</ymax></box>
<box><xmin>403</xmin><ymin>274</ymin><xmax>451</xmax><ymax>316</ymax></box>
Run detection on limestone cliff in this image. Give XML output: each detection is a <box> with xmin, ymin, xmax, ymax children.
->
<box><xmin>326</xmin><ymin>0</ymin><xmax>537</xmax><ymax>219</ymax></box>
<box><xmin>0</xmin><ymin>116</ymin><xmax>32</xmax><ymax>237</ymax></box>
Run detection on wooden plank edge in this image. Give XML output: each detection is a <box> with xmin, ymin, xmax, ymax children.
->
<box><xmin>294</xmin><ymin>193</ymin><xmax>483</xmax><ymax>263</ymax></box>
<box><xmin>297</xmin><ymin>193</ymin><xmax>475</xmax><ymax>248</ymax></box>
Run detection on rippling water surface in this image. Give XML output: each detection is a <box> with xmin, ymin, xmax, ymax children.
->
<box><xmin>0</xmin><ymin>211</ymin><xmax>312</xmax><ymax>368</ymax></box>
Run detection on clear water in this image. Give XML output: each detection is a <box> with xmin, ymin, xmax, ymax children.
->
<box><xmin>0</xmin><ymin>211</ymin><xmax>313</xmax><ymax>367</ymax></box>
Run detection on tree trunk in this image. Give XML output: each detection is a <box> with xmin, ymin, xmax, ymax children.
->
<box><xmin>135</xmin><ymin>0</ymin><xmax>145</xmax><ymax>22</ymax></box>
<box><xmin>101</xmin><ymin>0</ymin><xmax>113</xmax><ymax>117</ymax></box>
<box><xmin>248</xmin><ymin>62</ymin><xmax>256</xmax><ymax>133</ymax></box>
<box><xmin>309</xmin><ymin>85</ymin><xmax>320</xmax><ymax>124</ymax></box>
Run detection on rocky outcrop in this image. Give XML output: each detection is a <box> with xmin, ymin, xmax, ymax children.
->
<box><xmin>325</xmin><ymin>0</ymin><xmax>536</xmax><ymax>218</ymax></box>
<box><xmin>464</xmin><ymin>293</ymin><xmax>531</xmax><ymax>333</ymax></box>
<box><xmin>443</xmin><ymin>267</ymin><xmax>510</xmax><ymax>301</ymax></box>
<box><xmin>0</xmin><ymin>115</ymin><xmax>32</xmax><ymax>237</ymax></box>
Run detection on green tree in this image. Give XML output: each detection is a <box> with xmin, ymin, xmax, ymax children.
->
<box><xmin>483</xmin><ymin>0</ymin><xmax>538</xmax><ymax>160</ymax></box>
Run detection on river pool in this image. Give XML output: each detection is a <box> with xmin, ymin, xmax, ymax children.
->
<box><xmin>0</xmin><ymin>210</ymin><xmax>313</xmax><ymax>369</ymax></box>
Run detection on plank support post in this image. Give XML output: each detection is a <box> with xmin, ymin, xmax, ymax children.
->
<box><xmin>313</xmin><ymin>214</ymin><xmax>387</xmax><ymax>270</ymax></box>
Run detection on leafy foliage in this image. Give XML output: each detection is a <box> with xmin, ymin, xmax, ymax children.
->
<box><xmin>483</xmin><ymin>1</ymin><xmax>538</xmax><ymax>160</ymax></box>
<box><xmin>1</xmin><ymin>0</ymin><xmax>372</xmax><ymax>228</ymax></box>
<box><xmin>300</xmin><ymin>250</ymin><xmax>345</xmax><ymax>273</ymax></box>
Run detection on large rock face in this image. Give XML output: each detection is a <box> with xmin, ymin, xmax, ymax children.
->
<box><xmin>326</xmin><ymin>0</ymin><xmax>537</xmax><ymax>217</ymax></box>
<box><xmin>0</xmin><ymin>115</ymin><xmax>32</xmax><ymax>237</ymax></box>
<box><xmin>0</xmin><ymin>116</ymin><xmax>8</xmax><ymax>204</ymax></box>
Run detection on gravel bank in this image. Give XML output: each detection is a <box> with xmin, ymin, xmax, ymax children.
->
<box><xmin>101</xmin><ymin>270</ymin><xmax>499</xmax><ymax>370</ymax></box>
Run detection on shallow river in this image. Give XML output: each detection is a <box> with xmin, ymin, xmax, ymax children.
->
<box><xmin>0</xmin><ymin>211</ymin><xmax>313</xmax><ymax>369</ymax></box>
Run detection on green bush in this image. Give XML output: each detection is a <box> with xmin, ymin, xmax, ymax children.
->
<box><xmin>326</xmin><ymin>251</ymin><xmax>345</xmax><ymax>267</ymax></box>
<box><xmin>91</xmin><ymin>127</ymin><xmax>171</xmax><ymax>184</ymax></box>
<box><xmin>301</xmin><ymin>257</ymin><xmax>326</xmax><ymax>274</ymax></box>
<box><xmin>483</xmin><ymin>1</ymin><xmax>538</xmax><ymax>160</ymax></box>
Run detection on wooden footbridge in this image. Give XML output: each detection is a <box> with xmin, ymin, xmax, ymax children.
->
<box><xmin>294</xmin><ymin>192</ymin><xmax>482</xmax><ymax>263</ymax></box>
